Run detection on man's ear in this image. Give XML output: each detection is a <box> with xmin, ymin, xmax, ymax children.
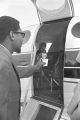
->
<box><xmin>10</xmin><ymin>31</ymin><xmax>15</xmax><ymax>41</ymax></box>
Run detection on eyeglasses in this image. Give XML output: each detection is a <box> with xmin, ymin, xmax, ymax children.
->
<box><xmin>13</xmin><ymin>31</ymin><xmax>25</xmax><ymax>38</ymax></box>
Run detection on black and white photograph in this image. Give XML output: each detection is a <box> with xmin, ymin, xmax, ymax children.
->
<box><xmin>0</xmin><ymin>0</ymin><xmax>80</xmax><ymax>120</ymax></box>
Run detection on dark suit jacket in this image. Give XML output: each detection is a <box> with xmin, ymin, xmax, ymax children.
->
<box><xmin>0</xmin><ymin>45</ymin><xmax>21</xmax><ymax>120</ymax></box>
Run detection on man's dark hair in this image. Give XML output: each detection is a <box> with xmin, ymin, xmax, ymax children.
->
<box><xmin>0</xmin><ymin>16</ymin><xmax>20</xmax><ymax>43</ymax></box>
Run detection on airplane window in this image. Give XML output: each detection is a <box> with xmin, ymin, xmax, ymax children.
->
<box><xmin>65</xmin><ymin>17</ymin><xmax>80</xmax><ymax>49</ymax></box>
<box><xmin>71</xmin><ymin>22</ymin><xmax>80</xmax><ymax>38</ymax></box>
<box><xmin>21</xmin><ymin>24</ymin><xmax>40</xmax><ymax>52</ymax></box>
<box><xmin>22</xmin><ymin>30</ymin><xmax>31</xmax><ymax>45</ymax></box>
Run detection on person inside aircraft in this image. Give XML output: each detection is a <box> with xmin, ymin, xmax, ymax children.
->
<box><xmin>34</xmin><ymin>42</ymin><xmax>55</xmax><ymax>92</ymax></box>
<box><xmin>35</xmin><ymin>42</ymin><xmax>47</xmax><ymax>64</ymax></box>
<box><xmin>0</xmin><ymin>16</ymin><xmax>44</xmax><ymax>120</ymax></box>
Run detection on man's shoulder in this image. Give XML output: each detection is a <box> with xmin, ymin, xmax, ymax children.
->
<box><xmin>0</xmin><ymin>52</ymin><xmax>9</xmax><ymax>60</ymax></box>
<box><xmin>0</xmin><ymin>52</ymin><xmax>11</xmax><ymax>68</ymax></box>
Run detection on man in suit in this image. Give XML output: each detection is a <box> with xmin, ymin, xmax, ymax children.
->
<box><xmin>0</xmin><ymin>16</ymin><xmax>44</xmax><ymax>120</ymax></box>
